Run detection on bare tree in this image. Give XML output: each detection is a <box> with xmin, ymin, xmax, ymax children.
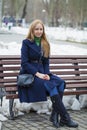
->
<box><xmin>2</xmin><ymin>0</ymin><xmax>87</xmax><ymax>27</ymax></box>
<box><xmin>42</xmin><ymin>0</ymin><xmax>60</xmax><ymax>26</ymax></box>
<box><xmin>21</xmin><ymin>0</ymin><xmax>28</xmax><ymax>19</ymax></box>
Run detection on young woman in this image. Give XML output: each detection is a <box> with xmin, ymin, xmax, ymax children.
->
<box><xmin>18</xmin><ymin>19</ymin><xmax>78</xmax><ymax>128</ymax></box>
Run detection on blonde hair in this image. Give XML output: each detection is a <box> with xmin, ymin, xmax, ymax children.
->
<box><xmin>26</xmin><ymin>19</ymin><xmax>50</xmax><ymax>57</ymax></box>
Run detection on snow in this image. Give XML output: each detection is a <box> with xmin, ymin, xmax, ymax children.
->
<box><xmin>0</xmin><ymin>26</ymin><xmax>87</xmax><ymax>123</ymax></box>
<box><xmin>0</xmin><ymin>26</ymin><xmax>87</xmax><ymax>55</ymax></box>
<box><xmin>46</xmin><ymin>27</ymin><xmax>87</xmax><ymax>43</ymax></box>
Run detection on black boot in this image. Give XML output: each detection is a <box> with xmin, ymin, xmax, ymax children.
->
<box><xmin>50</xmin><ymin>92</ymin><xmax>63</xmax><ymax>128</ymax></box>
<box><xmin>50</xmin><ymin>83</ymin><xmax>65</xmax><ymax>127</ymax></box>
<box><xmin>50</xmin><ymin>109</ymin><xmax>59</xmax><ymax>128</ymax></box>
<box><xmin>50</xmin><ymin>97</ymin><xmax>59</xmax><ymax>128</ymax></box>
<box><xmin>59</xmin><ymin>92</ymin><xmax>63</xmax><ymax>100</ymax></box>
<box><xmin>50</xmin><ymin>93</ymin><xmax>64</xmax><ymax>128</ymax></box>
<box><xmin>51</xmin><ymin>95</ymin><xmax>78</xmax><ymax>128</ymax></box>
<box><xmin>60</xmin><ymin>113</ymin><xmax>78</xmax><ymax>127</ymax></box>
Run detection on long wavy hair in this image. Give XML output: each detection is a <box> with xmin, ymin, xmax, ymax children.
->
<box><xmin>26</xmin><ymin>19</ymin><xmax>50</xmax><ymax>57</ymax></box>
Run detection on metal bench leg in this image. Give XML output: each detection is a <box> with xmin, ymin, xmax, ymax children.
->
<box><xmin>1</xmin><ymin>97</ymin><xmax>3</xmax><ymax>106</ymax></box>
<box><xmin>9</xmin><ymin>99</ymin><xmax>14</xmax><ymax>120</ymax></box>
<box><xmin>76</xmin><ymin>95</ymin><xmax>79</xmax><ymax>100</ymax></box>
<box><xmin>0</xmin><ymin>87</ymin><xmax>6</xmax><ymax>106</ymax></box>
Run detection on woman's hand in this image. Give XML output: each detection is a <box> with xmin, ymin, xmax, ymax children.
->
<box><xmin>44</xmin><ymin>74</ymin><xmax>50</xmax><ymax>80</ymax></box>
<box><xmin>35</xmin><ymin>72</ymin><xmax>50</xmax><ymax>80</ymax></box>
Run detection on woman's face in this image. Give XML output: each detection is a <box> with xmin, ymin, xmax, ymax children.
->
<box><xmin>33</xmin><ymin>23</ymin><xmax>43</xmax><ymax>38</ymax></box>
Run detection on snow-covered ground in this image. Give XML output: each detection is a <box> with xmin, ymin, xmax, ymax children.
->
<box><xmin>0</xmin><ymin>26</ymin><xmax>87</xmax><ymax>55</ymax></box>
<box><xmin>2</xmin><ymin>26</ymin><xmax>87</xmax><ymax>43</ymax></box>
<box><xmin>0</xmin><ymin>26</ymin><xmax>87</xmax><ymax>127</ymax></box>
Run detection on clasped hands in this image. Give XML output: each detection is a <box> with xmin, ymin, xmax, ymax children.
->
<box><xmin>35</xmin><ymin>72</ymin><xmax>50</xmax><ymax>80</ymax></box>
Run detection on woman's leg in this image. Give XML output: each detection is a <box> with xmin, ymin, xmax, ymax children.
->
<box><xmin>44</xmin><ymin>81</ymin><xmax>66</xmax><ymax>128</ymax></box>
<box><xmin>49</xmin><ymin>82</ymin><xmax>65</xmax><ymax>128</ymax></box>
<box><xmin>58</xmin><ymin>81</ymin><xmax>65</xmax><ymax>99</ymax></box>
<box><xmin>54</xmin><ymin>82</ymin><xmax>65</xmax><ymax>125</ymax></box>
<box><xmin>52</xmin><ymin>81</ymin><xmax>78</xmax><ymax>127</ymax></box>
<box><xmin>44</xmin><ymin>83</ymin><xmax>59</xmax><ymax>128</ymax></box>
<box><xmin>45</xmin><ymin>80</ymin><xmax>78</xmax><ymax>128</ymax></box>
<box><xmin>51</xmin><ymin>94</ymin><xmax>78</xmax><ymax>127</ymax></box>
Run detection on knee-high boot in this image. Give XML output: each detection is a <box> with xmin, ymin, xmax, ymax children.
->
<box><xmin>51</xmin><ymin>94</ymin><xmax>78</xmax><ymax>128</ymax></box>
<box><xmin>50</xmin><ymin>98</ymin><xmax>59</xmax><ymax>128</ymax></box>
<box><xmin>50</xmin><ymin>81</ymin><xmax>65</xmax><ymax>127</ymax></box>
<box><xmin>50</xmin><ymin>92</ymin><xmax>64</xmax><ymax>128</ymax></box>
<box><xmin>59</xmin><ymin>91</ymin><xmax>63</xmax><ymax>100</ymax></box>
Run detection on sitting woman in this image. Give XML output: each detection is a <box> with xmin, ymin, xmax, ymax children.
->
<box><xmin>18</xmin><ymin>19</ymin><xmax>78</xmax><ymax>128</ymax></box>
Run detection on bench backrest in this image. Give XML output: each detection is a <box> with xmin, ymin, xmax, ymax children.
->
<box><xmin>50</xmin><ymin>55</ymin><xmax>87</xmax><ymax>95</ymax></box>
<box><xmin>0</xmin><ymin>55</ymin><xmax>87</xmax><ymax>99</ymax></box>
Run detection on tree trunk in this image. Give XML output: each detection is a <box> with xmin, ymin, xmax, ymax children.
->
<box><xmin>21</xmin><ymin>0</ymin><xmax>28</xmax><ymax>19</ymax></box>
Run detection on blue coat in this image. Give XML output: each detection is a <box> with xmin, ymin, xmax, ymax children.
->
<box><xmin>18</xmin><ymin>39</ymin><xmax>65</xmax><ymax>103</ymax></box>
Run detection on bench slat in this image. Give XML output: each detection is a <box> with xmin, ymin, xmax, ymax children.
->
<box><xmin>61</xmin><ymin>76</ymin><xmax>87</xmax><ymax>80</ymax></box>
<box><xmin>0</xmin><ymin>66</ymin><xmax>20</xmax><ymax>71</ymax></box>
<box><xmin>6</xmin><ymin>94</ymin><xmax>18</xmax><ymax>99</ymax></box>
<box><xmin>66</xmin><ymin>83</ymin><xmax>87</xmax><ymax>88</ymax></box>
<box><xmin>6</xmin><ymin>90</ymin><xmax>87</xmax><ymax>99</ymax></box>
<box><xmin>0</xmin><ymin>72</ymin><xmax>19</xmax><ymax>77</ymax></box>
<box><xmin>50</xmin><ymin>65</ymin><xmax>87</xmax><ymax>69</ymax></box>
<box><xmin>51</xmin><ymin>70</ymin><xmax>87</xmax><ymax>75</ymax></box>
<box><xmin>5</xmin><ymin>84</ymin><xmax>87</xmax><ymax>92</ymax></box>
<box><xmin>0</xmin><ymin>60</ymin><xmax>20</xmax><ymax>65</ymax></box>
<box><xmin>0</xmin><ymin>78</ymin><xmax>17</xmax><ymax>83</ymax></box>
<box><xmin>50</xmin><ymin>59</ymin><xmax>87</xmax><ymax>64</ymax></box>
<box><xmin>6</xmin><ymin>87</ymin><xmax>17</xmax><ymax>91</ymax></box>
<box><xmin>64</xmin><ymin>90</ymin><xmax>87</xmax><ymax>95</ymax></box>
<box><xmin>1</xmin><ymin>71</ymin><xmax>87</xmax><ymax>78</ymax></box>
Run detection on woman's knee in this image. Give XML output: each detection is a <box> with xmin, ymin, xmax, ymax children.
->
<box><xmin>59</xmin><ymin>81</ymin><xmax>65</xmax><ymax>92</ymax></box>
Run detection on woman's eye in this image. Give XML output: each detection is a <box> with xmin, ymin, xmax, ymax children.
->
<box><xmin>35</xmin><ymin>28</ymin><xmax>38</xmax><ymax>30</ymax></box>
<box><xmin>35</xmin><ymin>28</ymin><xmax>43</xmax><ymax>31</ymax></box>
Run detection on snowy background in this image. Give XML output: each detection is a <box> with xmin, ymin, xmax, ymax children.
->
<box><xmin>0</xmin><ymin>26</ymin><xmax>87</xmax><ymax>55</ymax></box>
<box><xmin>0</xmin><ymin>26</ymin><xmax>87</xmax><ymax>125</ymax></box>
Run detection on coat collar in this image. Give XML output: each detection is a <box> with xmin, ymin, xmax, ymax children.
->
<box><xmin>26</xmin><ymin>39</ymin><xmax>41</xmax><ymax>55</ymax></box>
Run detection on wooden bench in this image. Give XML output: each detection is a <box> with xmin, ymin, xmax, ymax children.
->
<box><xmin>0</xmin><ymin>55</ymin><xmax>87</xmax><ymax>119</ymax></box>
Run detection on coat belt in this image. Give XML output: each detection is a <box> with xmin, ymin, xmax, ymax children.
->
<box><xmin>30</xmin><ymin>60</ymin><xmax>42</xmax><ymax>64</ymax></box>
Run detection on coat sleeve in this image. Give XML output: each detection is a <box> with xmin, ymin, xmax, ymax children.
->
<box><xmin>21</xmin><ymin>40</ymin><xmax>38</xmax><ymax>75</ymax></box>
<box><xmin>43</xmin><ymin>57</ymin><xmax>50</xmax><ymax>74</ymax></box>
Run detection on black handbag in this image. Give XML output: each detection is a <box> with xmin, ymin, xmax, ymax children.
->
<box><xmin>17</xmin><ymin>55</ymin><xmax>42</xmax><ymax>87</ymax></box>
<box><xmin>17</xmin><ymin>74</ymin><xmax>34</xmax><ymax>87</ymax></box>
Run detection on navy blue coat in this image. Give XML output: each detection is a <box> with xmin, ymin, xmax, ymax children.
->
<box><xmin>18</xmin><ymin>39</ymin><xmax>65</xmax><ymax>103</ymax></box>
